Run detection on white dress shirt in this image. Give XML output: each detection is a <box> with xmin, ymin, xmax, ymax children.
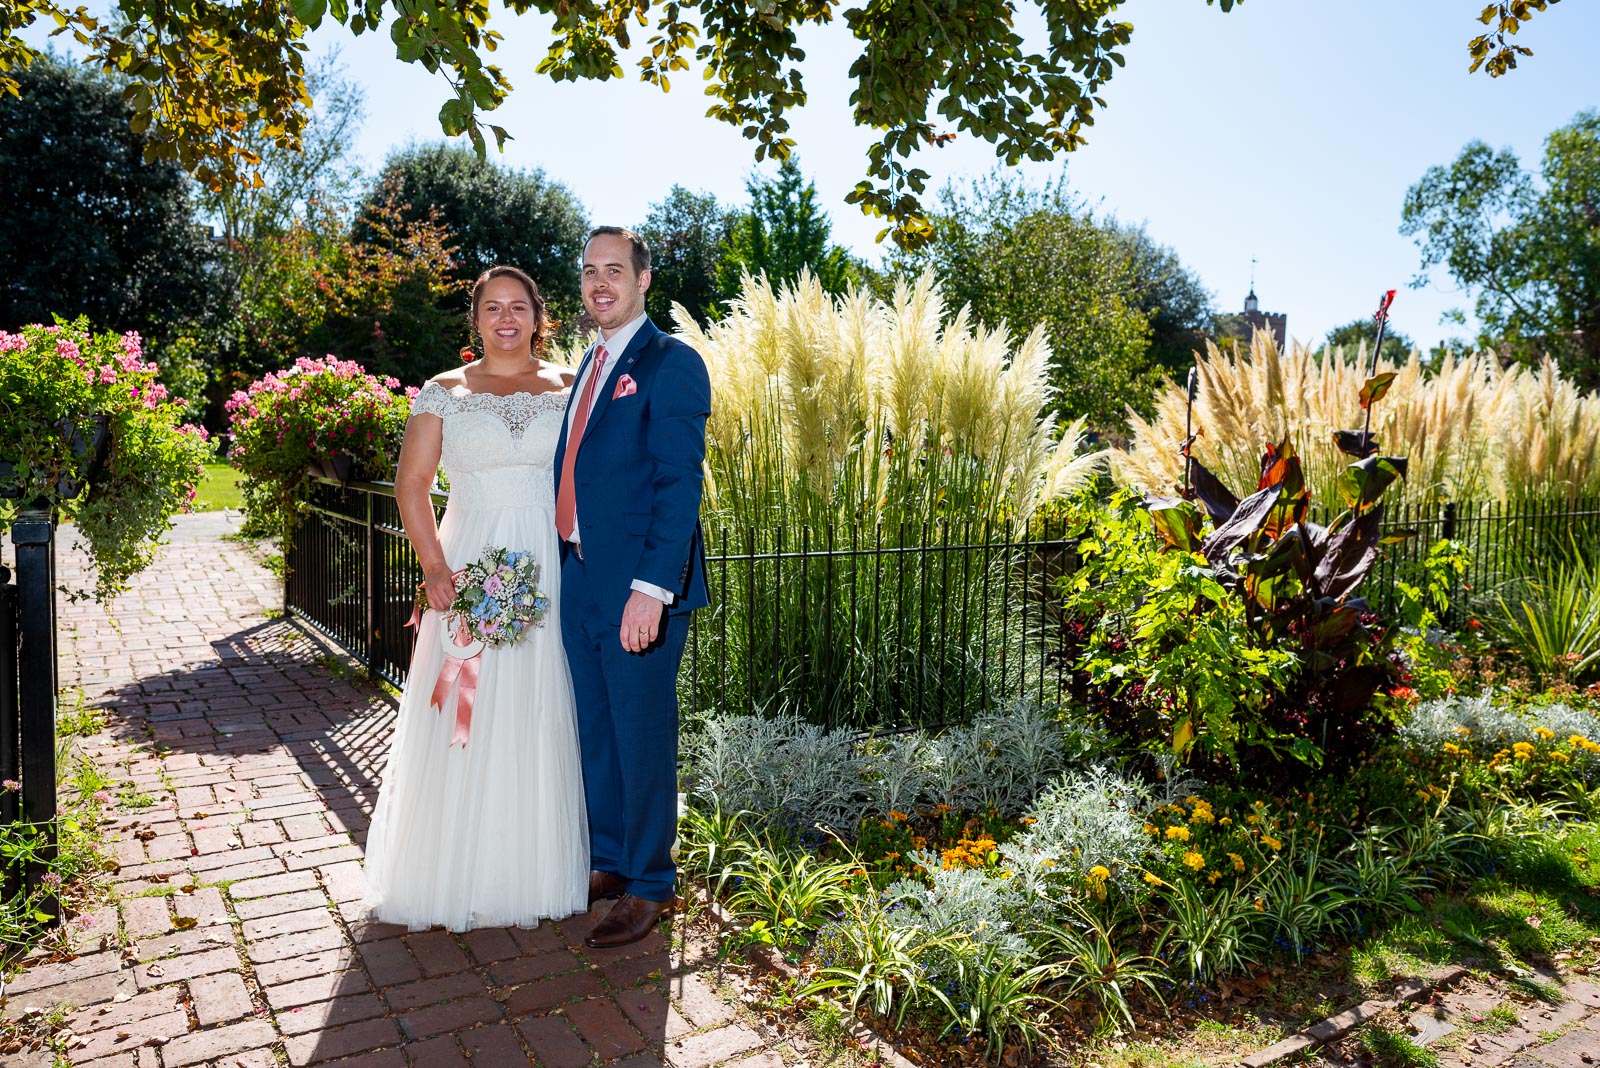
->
<box><xmin>566</xmin><ymin>313</ymin><xmax>675</xmax><ymax>605</ymax></box>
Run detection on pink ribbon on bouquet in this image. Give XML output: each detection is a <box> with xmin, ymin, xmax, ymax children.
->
<box><xmin>405</xmin><ymin>572</ymin><xmax>480</xmax><ymax>747</ymax></box>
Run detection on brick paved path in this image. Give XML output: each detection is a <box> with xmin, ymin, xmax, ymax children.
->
<box><xmin>2</xmin><ymin>513</ymin><xmax>795</xmax><ymax>1068</ymax></box>
<box><xmin>1307</xmin><ymin>969</ymin><xmax>1600</xmax><ymax>1068</ymax></box>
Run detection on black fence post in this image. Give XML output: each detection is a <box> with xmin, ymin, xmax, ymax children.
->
<box><xmin>364</xmin><ymin>489</ymin><xmax>377</xmax><ymax>678</ymax></box>
<box><xmin>1</xmin><ymin>563</ymin><xmax>19</xmax><ymax>903</ymax></box>
<box><xmin>1441</xmin><ymin>501</ymin><xmax>1458</xmax><ymax>541</ymax></box>
<box><xmin>13</xmin><ymin>508</ymin><xmax>58</xmax><ymax>919</ymax></box>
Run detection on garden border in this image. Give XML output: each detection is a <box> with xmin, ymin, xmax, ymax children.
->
<box><xmin>693</xmin><ymin>882</ymin><xmax>1478</xmax><ymax>1068</ymax></box>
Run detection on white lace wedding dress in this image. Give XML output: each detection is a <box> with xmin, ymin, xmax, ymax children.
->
<box><xmin>363</xmin><ymin>383</ymin><xmax>589</xmax><ymax>931</ymax></box>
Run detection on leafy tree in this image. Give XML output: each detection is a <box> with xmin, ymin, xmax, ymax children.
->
<box><xmin>716</xmin><ymin>158</ymin><xmax>860</xmax><ymax>297</ymax></box>
<box><xmin>1400</xmin><ymin>109</ymin><xmax>1600</xmax><ymax>387</ymax></box>
<box><xmin>179</xmin><ymin>55</ymin><xmax>368</xmax><ymax>416</ymax></box>
<box><xmin>0</xmin><ymin>53</ymin><xmax>217</xmax><ymax>344</ymax></box>
<box><xmin>227</xmin><ymin>181</ymin><xmax>464</xmax><ymax>388</ymax></box>
<box><xmin>1109</xmin><ymin>223</ymin><xmax>1215</xmax><ymax>376</ymax></box>
<box><xmin>307</xmin><ymin>183</ymin><xmax>465</xmax><ymax>383</ymax></box>
<box><xmin>359</xmin><ymin>144</ymin><xmax>588</xmax><ymax>319</ymax></box>
<box><xmin>1323</xmin><ymin>317</ymin><xmax>1415</xmax><ymax>363</ymax></box>
<box><xmin>889</xmin><ymin>173</ymin><xmax>1158</xmax><ymax>431</ymax></box>
<box><xmin>1</xmin><ymin>2</ymin><xmax>1560</xmax><ymax>244</ymax></box>
<box><xmin>195</xmin><ymin>54</ymin><xmax>366</xmax><ymax>259</ymax></box>
<box><xmin>637</xmin><ymin>186</ymin><xmax>737</xmax><ymax>326</ymax></box>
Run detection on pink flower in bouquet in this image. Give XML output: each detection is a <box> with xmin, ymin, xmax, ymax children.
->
<box><xmin>482</xmin><ymin>573</ymin><xmax>505</xmax><ymax>597</ymax></box>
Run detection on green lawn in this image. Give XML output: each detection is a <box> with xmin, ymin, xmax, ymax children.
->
<box><xmin>191</xmin><ymin>461</ymin><xmax>245</xmax><ymax>512</ymax></box>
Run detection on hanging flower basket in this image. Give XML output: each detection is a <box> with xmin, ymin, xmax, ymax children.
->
<box><xmin>226</xmin><ymin>356</ymin><xmax>414</xmax><ymax>541</ymax></box>
<box><xmin>0</xmin><ymin>320</ymin><xmax>211</xmax><ymax>601</ymax></box>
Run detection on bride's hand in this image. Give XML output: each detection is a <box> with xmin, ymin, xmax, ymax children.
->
<box><xmin>423</xmin><ymin>563</ymin><xmax>458</xmax><ymax>613</ymax></box>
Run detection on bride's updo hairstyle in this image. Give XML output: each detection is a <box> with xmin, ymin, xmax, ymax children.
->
<box><xmin>466</xmin><ymin>265</ymin><xmax>559</xmax><ymax>358</ymax></box>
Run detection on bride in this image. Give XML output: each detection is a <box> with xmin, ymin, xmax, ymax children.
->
<box><xmin>363</xmin><ymin>266</ymin><xmax>588</xmax><ymax>930</ymax></box>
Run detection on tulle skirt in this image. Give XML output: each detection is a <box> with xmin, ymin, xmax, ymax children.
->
<box><xmin>363</xmin><ymin>498</ymin><xmax>589</xmax><ymax>931</ymax></box>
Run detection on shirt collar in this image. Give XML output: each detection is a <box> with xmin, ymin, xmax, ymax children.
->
<box><xmin>595</xmin><ymin>312</ymin><xmax>649</xmax><ymax>361</ymax></box>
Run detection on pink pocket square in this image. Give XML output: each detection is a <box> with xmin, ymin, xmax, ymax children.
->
<box><xmin>613</xmin><ymin>374</ymin><xmax>637</xmax><ymax>399</ymax></box>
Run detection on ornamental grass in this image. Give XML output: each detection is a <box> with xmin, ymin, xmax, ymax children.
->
<box><xmin>676</xmin><ymin>270</ymin><xmax>1108</xmax><ymax>536</ymax></box>
<box><xmin>1116</xmin><ymin>331</ymin><xmax>1600</xmax><ymax>508</ymax></box>
<box><xmin>674</xmin><ymin>272</ymin><xmax>1108</xmax><ymax>729</ymax></box>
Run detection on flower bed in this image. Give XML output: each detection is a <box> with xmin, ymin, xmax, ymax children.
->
<box><xmin>225</xmin><ymin>355</ymin><xmax>415</xmax><ymax>540</ymax></box>
<box><xmin>680</xmin><ymin>691</ymin><xmax>1600</xmax><ymax>1063</ymax></box>
<box><xmin>0</xmin><ymin>319</ymin><xmax>211</xmax><ymax>601</ymax></box>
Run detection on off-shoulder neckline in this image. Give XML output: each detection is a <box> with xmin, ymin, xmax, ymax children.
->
<box><xmin>418</xmin><ymin>381</ymin><xmax>572</xmax><ymax>400</ymax></box>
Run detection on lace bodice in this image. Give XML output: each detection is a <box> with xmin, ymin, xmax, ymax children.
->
<box><xmin>411</xmin><ymin>382</ymin><xmax>570</xmax><ymax>512</ymax></box>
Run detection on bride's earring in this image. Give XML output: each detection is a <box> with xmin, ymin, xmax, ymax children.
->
<box><xmin>460</xmin><ymin>346</ymin><xmax>476</xmax><ymax>363</ymax></box>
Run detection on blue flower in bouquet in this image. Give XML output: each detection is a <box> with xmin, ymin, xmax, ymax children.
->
<box><xmin>437</xmin><ymin>545</ymin><xmax>548</xmax><ymax>648</ymax></box>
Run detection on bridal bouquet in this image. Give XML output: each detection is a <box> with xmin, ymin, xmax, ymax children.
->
<box><xmin>415</xmin><ymin>547</ymin><xmax>550</xmax><ymax>647</ymax></box>
<box><xmin>411</xmin><ymin>547</ymin><xmax>548</xmax><ymax>747</ymax></box>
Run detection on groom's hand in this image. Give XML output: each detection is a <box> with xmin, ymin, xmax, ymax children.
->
<box><xmin>619</xmin><ymin>590</ymin><xmax>665</xmax><ymax>653</ymax></box>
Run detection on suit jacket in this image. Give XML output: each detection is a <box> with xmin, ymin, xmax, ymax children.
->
<box><xmin>553</xmin><ymin>317</ymin><xmax>711</xmax><ymax>618</ymax></box>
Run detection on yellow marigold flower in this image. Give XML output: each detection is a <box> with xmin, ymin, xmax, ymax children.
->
<box><xmin>1042</xmin><ymin>858</ymin><xmax>1056</xmax><ymax>868</ymax></box>
<box><xmin>1208</xmin><ymin>871</ymin><xmax>1222</xmax><ymax>883</ymax></box>
<box><xmin>1088</xmin><ymin>865</ymin><xmax>1111</xmax><ymax>881</ymax></box>
<box><xmin>911</xmin><ymin>835</ymin><xmax>927</xmax><ymax>848</ymax></box>
<box><xmin>1143</xmin><ymin>823</ymin><xmax>1160</xmax><ymax>836</ymax></box>
<box><xmin>888</xmin><ymin>810</ymin><xmax>910</xmax><ymax>823</ymax></box>
<box><xmin>1535</xmin><ymin>727</ymin><xmax>1555</xmax><ymax>740</ymax></box>
<box><xmin>883</xmin><ymin>852</ymin><xmax>900</xmax><ymax>861</ymax></box>
<box><xmin>1415</xmin><ymin>790</ymin><xmax>1431</xmax><ymax>802</ymax></box>
<box><xmin>1455</xmin><ymin>727</ymin><xmax>1472</xmax><ymax>735</ymax></box>
<box><xmin>1512</xmin><ymin>742</ymin><xmax>1535</xmax><ymax>760</ymax></box>
<box><xmin>1142</xmin><ymin>872</ymin><xmax>1164</xmax><ymax>887</ymax></box>
<box><xmin>1442</xmin><ymin>742</ymin><xmax>1463</xmax><ymax>756</ymax></box>
<box><xmin>1182</xmin><ymin>851</ymin><xmax>1206</xmax><ymax>871</ymax></box>
<box><xmin>1189</xmin><ymin>807</ymin><xmax>1215</xmax><ymax>825</ymax></box>
<box><xmin>1254</xmin><ymin>897</ymin><xmax>1265</xmax><ymax>910</ymax></box>
<box><xmin>1219</xmin><ymin>816</ymin><xmax>1233</xmax><ymax>826</ymax></box>
<box><xmin>1165</xmin><ymin>826</ymin><xmax>1191</xmax><ymax>842</ymax></box>
<box><xmin>1551</xmin><ymin>751</ymin><xmax>1571</xmax><ymax>764</ymax></box>
<box><xmin>1246</xmin><ymin>814</ymin><xmax>1260</xmax><ymax>824</ymax></box>
<box><xmin>1261</xmin><ymin>835</ymin><xmax>1283</xmax><ymax>852</ymax></box>
<box><xmin>1021</xmin><ymin>817</ymin><xmax>1037</xmax><ymax>825</ymax></box>
<box><xmin>1229</xmin><ymin>852</ymin><xmax>1245</xmax><ymax>872</ymax></box>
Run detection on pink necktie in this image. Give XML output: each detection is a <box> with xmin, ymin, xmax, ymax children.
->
<box><xmin>556</xmin><ymin>344</ymin><xmax>607</xmax><ymax>541</ymax></box>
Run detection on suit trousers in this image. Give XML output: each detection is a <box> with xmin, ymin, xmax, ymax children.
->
<box><xmin>560</xmin><ymin>549</ymin><xmax>689</xmax><ymax>902</ymax></box>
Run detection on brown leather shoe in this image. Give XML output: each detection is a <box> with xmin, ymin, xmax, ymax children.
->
<box><xmin>588</xmin><ymin>870</ymin><xmax>627</xmax><ymax>910</ymax></box>
<box><xmin>584</xmin><ymin>893</ymin><xmax>673</xmax><ymax>948</ymax></box>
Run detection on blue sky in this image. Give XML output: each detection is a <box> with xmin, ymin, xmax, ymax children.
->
<box><xmin>29</xmin><ymin>2</ymin><xmax>1600</xmax><ymax>350</ymax></box>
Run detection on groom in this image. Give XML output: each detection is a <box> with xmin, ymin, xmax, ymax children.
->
<box><xmin>555</xmin><ymin>226</ymin><xmax>711</xmax><ymax>949</ymax></box>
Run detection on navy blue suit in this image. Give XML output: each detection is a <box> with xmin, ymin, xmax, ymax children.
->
<box><xmin>554</xmin><ymin>317</ymin><xmax>710</xmax><ymax>901</ymax></box>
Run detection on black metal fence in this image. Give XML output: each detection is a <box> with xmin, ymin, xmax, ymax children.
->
<box><xmin>286</xmin><ymin>480</ymin><xmax>1600</xmax><ymax>730</ymax></box>
<box><xmin>1330</xmin><ymin>496</ymin><xmax>1600</xmax><ymax>618</ymax></box>
<box><xmin>2</xmin><ymin>509</ymin><xmax>60</xmax><ymax>910</ymax></box>
<box><xmin>286</xmin><ymin>479</ymin><xmax>1077</xmax><ymax>730</ymax></box>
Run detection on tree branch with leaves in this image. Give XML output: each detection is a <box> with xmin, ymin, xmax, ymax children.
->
<box><xmin>0</xmin><ymin>0</ymin><xmax>1569</xmax><ymax>247</ymax></box>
